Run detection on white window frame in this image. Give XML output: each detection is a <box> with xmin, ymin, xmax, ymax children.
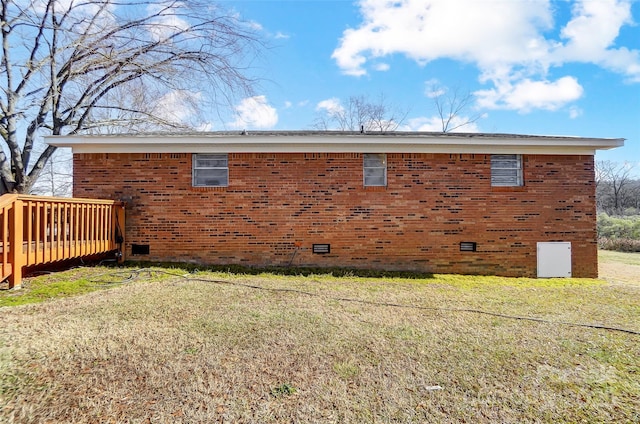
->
<box><xmin>192</xmin><ymin>153</ymin><xmax>229</xmax><ymax>187</ymax></box>
<box><xmin>491</xmin><ymin>154</ymin><xmax>523</xmax><ymax>187</ymax></box>
<box><xmin>363</xmin><ymin>153</ymin><xmax>387</xmax><ymax>187</ymax></box>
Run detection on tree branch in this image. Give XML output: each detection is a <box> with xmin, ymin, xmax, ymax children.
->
<box><xmin>0</xmin><ymin>0</ymin><xmax>261</xmax><ymax>193</ymax></box>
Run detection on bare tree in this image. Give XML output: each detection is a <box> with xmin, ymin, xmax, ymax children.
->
<box><xmin>313</xmin><ymin>94</ymin><xmax>407</xmax><ymax>132</ymax></box>
<box><xmin>29</xmin><ymin>149</ymin><xmax>72</xmax><ymax>197</ymax></box>
<box><xmin>596</xmin><ymin>160</ymin><xmax>637</xmax><ymax>215</ymax></box>
<box><xmin>1</xmin><ymin>0</ymin><xmax>261</xmax><ymax>194</ymax></box>
<box><xmin>426</xmin><ymin>84</ymin><xmax>484</xmax><ymax>133</ymax></box>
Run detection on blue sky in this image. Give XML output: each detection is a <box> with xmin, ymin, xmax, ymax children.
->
<box><xmin>209</xmin><ymin>0</ymin><xmax>640</xmax><ymax>166</ymax></box>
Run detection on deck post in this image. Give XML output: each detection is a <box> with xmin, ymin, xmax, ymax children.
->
<box><xmin>8</xmin><ymin>200</ymin><xmax>24</xmax><ymax>289</ymax></box>
<box><xmin>114</xmin><ymin>202</ymin><xmax>126</xmax><ymax>263</ymax></box>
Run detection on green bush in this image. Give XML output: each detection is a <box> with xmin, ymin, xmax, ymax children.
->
<box><xmin>597</xmin><ymin>213</ymin><xmax>640</xmax><ymax>240</ymax></box>
<box><xmin>597</xmin><ymin>214</ymin><xmax>640</xmax><ymax>252</ymax></box>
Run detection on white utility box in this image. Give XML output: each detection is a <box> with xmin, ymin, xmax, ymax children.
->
<box><xmin>537</xmin><ymin>242</ymin><xmax>572</xmax><ymax>278</ymax></box>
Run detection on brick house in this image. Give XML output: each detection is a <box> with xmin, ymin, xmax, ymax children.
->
<box><xmin>48</xmin><ymin>131</ymin><xmax>623</xmax><ymax>278</ymax></box>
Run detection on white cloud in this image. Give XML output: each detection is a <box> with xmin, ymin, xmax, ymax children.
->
<box><xmin>316</xmin><ymin>98</ymin><xmax>344</xmax><ymax>114</ymax></box>
<box><xmin>153</xmin><ymin>90</ymin><xmax>202</xmax><ymax>123</ymax></box>
<box><xmin>275</xmin><ymin>31</ymin><xmax>290</xmax><ymax>39</ymax></box>
<box><xmin>373</xmin><ymin>63</ymin><xmax>390</xmax><ymax>72</ymax></box>
<box><xmin>247</xmin><ymin>20</ymin><xmax>264</xmax><ymax>31</ymax></box>
<box><xmin>424</xmin><ymin>79</ymin><xmax>446</xmax><ymax>98</ymax></box>
<box><xmin>32</xmin><ymin>0</ymin><xmax>117</xmax><ymax>30</ymax></box>
<box><xmin>146</xmin><ymin>4</ymin><xmax>191</xmax><ymax>42</ymax></box>
<box><xmin>558</xmin><ymin>0</ymin><xmax>632</xmax><ymax>59</ymax></box>
<box><xmin>284</xmin><ymin>101</ymin><xmax>293</xmax><ymax>109</ymax></box>
<box><xmin>332</xmin><ymin>0</ymin><xmax>553</xmax><ymax>76</ymax></box>
<box><xmin>229</xmin><ymin>96</ymin><xmax>278</xmax><ymax>129</ymax></box>
<box><xmin>553</xmin><ymin>0</ymin><xmax>640</xmax><ymax>81</ymax></box>
<box><xmin>475</xmin><ymin>76</ymin><xmax>584</xmax><ymax>112</ymax></box>
<box><xmin>402</xmin><ymin>115</ymin><xmax>481</xmax><ymax>133</ymax></box>
<box><xmin>333</xmin><ymin>0</ymin><xmax>640</xmax><ymax>111</ymax></box>
<box><xmin>569</xmin><ymin>106</ymin><xmax>583</xmax><ymax>119</ymax></box>
<box><xmin>198</xmin><ymin>123</ymin><xmax>213</xmax><ymax>131</ymax></box>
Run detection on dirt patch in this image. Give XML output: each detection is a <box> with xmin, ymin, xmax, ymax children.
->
<box><xmin>599</xmin><ymin>261</ymin><xmax>640</xmax><ymax>286</ymax></box>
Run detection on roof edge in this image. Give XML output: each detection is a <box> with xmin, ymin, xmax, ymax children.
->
<box><xmin>46</xmin><ymin>131</ymin><xmax>625</xmax><ymax>155</ymax></box>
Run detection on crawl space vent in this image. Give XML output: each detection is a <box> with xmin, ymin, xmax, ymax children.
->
<box><xmin>460</xmin><ymin>242</ymin><xmax>477</xmax><ymax>252</ymax></box>
<box><xmin>312</xmin><ymin>244</ymin><xmax>330</xmax><ymax>254</ymax></box>
<box><xmin>131</xmin><ymin>244</ymin><xmax>150</xmax><ymax>255</ymax></box>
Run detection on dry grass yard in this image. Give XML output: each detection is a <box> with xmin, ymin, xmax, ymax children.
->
<box><xmin>0</xmin><ymin>253</ymin><xmax>638</xmax><ymax>423</ymax></box>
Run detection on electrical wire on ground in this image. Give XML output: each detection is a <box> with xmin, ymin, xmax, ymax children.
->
<box><xmin>88</xmin><ymin>268</ymin><xmax>169</xmax><ymax>287</ymax></box>
<box><xmin>88</xmin><ymin>267</ymin><xmax>640</xmax><ymax>336</ymax></box>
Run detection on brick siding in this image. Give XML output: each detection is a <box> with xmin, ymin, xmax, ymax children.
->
<box><xmin>73</xmin><ymin>152</ymin><xmax>598</xmax><ymax>277</ymax></box>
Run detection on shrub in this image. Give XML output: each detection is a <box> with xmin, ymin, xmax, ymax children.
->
<box><xmin>598</xmin><ymin>237</ymin><xmax>640</xmax><ymax>252</ymax></box>
<box><xmin>597</xmin><ymin>213</ymin><xmax>640</xmax><ymax>240</ymax></box>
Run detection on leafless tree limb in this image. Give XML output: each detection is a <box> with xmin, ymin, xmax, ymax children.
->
<box><xmin>427</xmin><ymin>84</ymin><xmax>484</xmax><ymax>133</ymax></box>
<box><xmin>313</xmin><ymin>94</ymin><xmax>408</xmax><ymax>132</ymax></box>
<box><xmin>596</xmin><ymin>160</ymin><xmax>638</xmax><ymax>215</ymax></box>
<box><xmin>1</xmin><ymin>0</ymin><xmax>261</xmax><ymax>193</ymax></box>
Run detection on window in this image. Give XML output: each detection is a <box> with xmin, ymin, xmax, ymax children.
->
<box><xmin>193</xmin><ymin>154</ymin><xmax>228</xmax><ymax>187</ymax></box>
<box><xmin>363</xmin><ymin>153</ymin><xmax>387</xmax><ymax>186</ymax></box>
<box><xmin>491</xmin><ymin>154</ymin><xmax>522</xmax><ymax>186</ymax></box>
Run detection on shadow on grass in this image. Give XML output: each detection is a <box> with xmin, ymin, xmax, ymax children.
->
<box><xmin>123</xmin><ymin>260</ymin><xmax>435</xmax><ymax>280</ymax></box>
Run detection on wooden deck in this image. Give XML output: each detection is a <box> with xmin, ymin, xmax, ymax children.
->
<box><xmin>0</xmin><ymin>194</ymin><xmax>125</xmax><ymax>288</ymax></box>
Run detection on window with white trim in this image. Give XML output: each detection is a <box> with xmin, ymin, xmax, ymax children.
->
<box><xmin>192</xmin><ymin>154</ymin><xmax>228</xmax><ymax>187</ymax></box>
<box><xmin>363</xmin><ymin>153</ymin><xmax>387</xmax><ymax>187</ymax></box>
<box><xmin>491</xmin><ymin>154</ymin><xmax>523</xmax><ymax>187</ymax></box>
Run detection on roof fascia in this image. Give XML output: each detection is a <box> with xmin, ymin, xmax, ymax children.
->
<box><xmin>46</xmin><ymin>134</ymin><xmax>625</xmax><ymax>155</ymax></box>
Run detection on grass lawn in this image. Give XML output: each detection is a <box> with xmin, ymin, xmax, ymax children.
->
<box><xmin>0</xmin><ymin>253</ymin><xmax>638</xmax><ymax>423</ymax></box>
<box><xmin>598</xmin><ymin>250</ymin><xmax>640</xmax><ymax>286</ymax></box>
<box><xmin>598</xmin><ymin>249</ymin><xmax>640</xmax><ymax>267</ymax></box>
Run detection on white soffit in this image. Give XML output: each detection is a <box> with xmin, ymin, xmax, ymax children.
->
<box><xmin>46</xmin><ymin>132</ymin><xmax>625</xmax><ymax>155</ymax></box>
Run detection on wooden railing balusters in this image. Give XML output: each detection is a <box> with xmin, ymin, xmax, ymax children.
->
<box><xmin>0</xmin><ymin>195</ymin><xmax>125</xmax><ymax>288</ymax></box>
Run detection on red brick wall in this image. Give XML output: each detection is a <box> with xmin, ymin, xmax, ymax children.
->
<box><xmin>73</xmin><ymin>152</ymin><xmax>598</xmax><ymax>277</ymax></box>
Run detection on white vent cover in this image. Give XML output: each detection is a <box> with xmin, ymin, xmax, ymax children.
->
<box><xmin>537</xmin><ymin>242</ymin><xmax>572</xmax><ymax>278</ymax></box>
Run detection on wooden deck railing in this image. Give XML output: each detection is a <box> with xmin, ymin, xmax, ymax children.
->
<box><xmin>1</xmin><ymin>194</ymin><xmax>125</xmax><ymax>289</ymax></box>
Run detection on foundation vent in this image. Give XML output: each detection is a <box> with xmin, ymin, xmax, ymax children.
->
<box><xmin>312</xmin><ymin>244</ymin><xmax>331</xmax><ymax>254</ymax></box>
<box><xmin>460</xmin><ymin>242</ymin><xmax>477</xmax><ymax>252</ymax></box>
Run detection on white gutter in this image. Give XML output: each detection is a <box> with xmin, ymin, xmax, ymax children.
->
<box><xmin>46</xmin><ymin>132</ymin><xmax>625</xmax><ymax>155</ymax></box>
